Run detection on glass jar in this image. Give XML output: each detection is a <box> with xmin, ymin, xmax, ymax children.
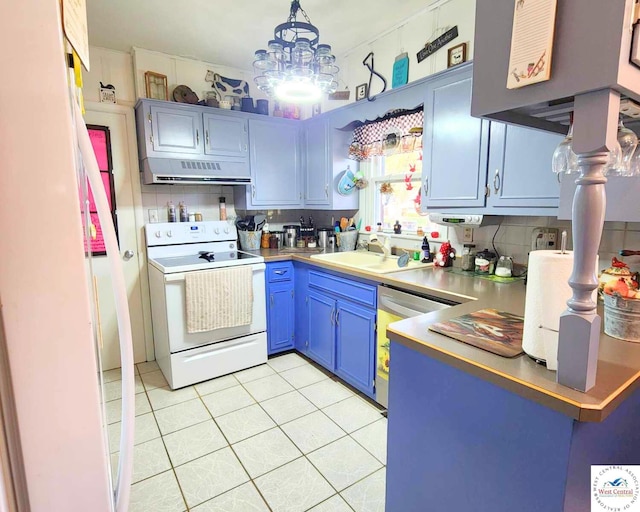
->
<box><xmin>267</xmin><ymin>40</ymin><xmax>286</xmax><ymax>71</ymax></box>
<box><xmin>253</xmin><ymin>49</ymin><xmax>275</xmax><ymax>74</ymax></box>
<box><xmin>291</xmin><ymin>38</ymin><xmax>314</xmax><ymax>78</ymax></box>
<box><xmin>461</xmin><ymin>244</ymin><xmax>477</xmax><ymax>271</ymax></box>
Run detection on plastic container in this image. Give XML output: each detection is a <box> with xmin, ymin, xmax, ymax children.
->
<box><xmin>219</xmin><ymin>197</ymin><xmax>227</xmax><ymax>221</ymax></box>
<box><xmin>461</xmin><ymin>244</ymin><xmax>477</xmax><ymax>271</ymax></box>
<box><xmin>238</xmin><ymin>230</ymin><xmax>262</xmax><ymax>251</ymax></box>
<box><xmin>475</xmin><ymin>249</ymin><xmax>497</xmax><ymax>275</ymax></box>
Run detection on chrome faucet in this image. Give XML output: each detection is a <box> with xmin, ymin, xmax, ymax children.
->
<box><xmin>369</xmin><ymin>233</ymin><xmax>391</xmax><ymax>260</ymax></box>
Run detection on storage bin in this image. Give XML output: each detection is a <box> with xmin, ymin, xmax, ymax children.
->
<box><xmin>238</xmin><ymin>230</ymin><xmax>262</xmax><ymax>251</ymax></box>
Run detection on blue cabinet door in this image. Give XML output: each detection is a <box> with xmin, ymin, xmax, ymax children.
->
<box><xmin>422</xmin><ymin>67</ymin><xmax>489</xmax><ymax>209</ymax></box>
<box><xmin>294</xmin><ymin>263</ymin><xmax>309</xmax><ymax>354</ymax></box>
<box><xmin>267</xmin><ymin>281</ymin><xmax>295</xmax><ymax>355</ymax></box>
<box><xmin>150</xmin><ymin>105</ymin><xmax>203</xmax><ymax>155</ymax></box>
<box><xmin>304</xmin><ymin>118</ymin><xmax>330</xmax><ymax>206</ymax></box>
<box><xmin>487</xmin><ymin>123</ymin><xmax>563</xmax><ymax>209</ymax></box>
<box><xmin>249</xmin><ymin>119</ymin><xmax>302</xmax><ymax>207</ymax></box>
<box><xmin>335</xmin><ymin>300</ymin><xmax>376</xmax><ymax>397</ymax></box>
<box><xmin>203</xmin><ymin>113</ymin><xmax>248</xmax><ymax>158</ymax></box>
<box><xmin>307</xmin><ymin>290</ymin><xmax>335</xmax><ymax>371</ymax></box>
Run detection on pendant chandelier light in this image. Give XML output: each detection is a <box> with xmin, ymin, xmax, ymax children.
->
<box><xmin>253</xmin><ymin>0</ymin><xmax>339</xmax><ymax>103</ymax></box>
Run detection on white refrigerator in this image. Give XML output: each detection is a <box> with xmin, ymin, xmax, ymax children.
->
<box><xmin>0</xmin><ymin>1</ymin><xmax>135</xmax><ymax>511</ymax></box>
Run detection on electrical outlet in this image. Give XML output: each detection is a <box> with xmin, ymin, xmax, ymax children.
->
<box><xmin>531</xmin><ymin>227</ymin><xmax>559</xmax><ymax>251</ymax></box>
<box><xmin>463</xmin><ymin>227</ymin><xmax>473</xmax><ymax>242</ymax></box>
<box><xmin>148</xmin><ymin>209</ymin><xmax>159</xmax><ymax>223</ymax></box>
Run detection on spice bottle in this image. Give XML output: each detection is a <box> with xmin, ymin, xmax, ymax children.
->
<box><xmin>179</xmin><ymin>202</ymin><xmax>188</xmax><ymax>222</ymax></box>
<box><xmin>261</xmin><ymin>222</ymin><xmax>271</xmax><ymax>249</ymax></box>
<box><xmin>376</xmin><ymin>222</ymin><xmax>383</xmax><ymax>232</ymax></box>
<box><xmin>421</xmin><ymin>236</ymin><xmax>432</xmax><ymax>263</ymax></box>
<box><xmin>167</xmin><ymin>201</ymin><xmax>176</xmax><ymax>223</ymax></box>
<box><xmin>219</xmin><ymin>197</ymin><xmax>227</xmax><ymax>221</ymax></box>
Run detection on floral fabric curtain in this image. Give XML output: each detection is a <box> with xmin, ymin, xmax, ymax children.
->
<box><xmin>349</xmin><ymin>110</ymin><xmax>423</xmax><ymax>161</ymax></box>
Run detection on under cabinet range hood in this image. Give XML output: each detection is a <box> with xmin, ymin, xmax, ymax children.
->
<box><xmin>141</xmin><ymin>157</ymin><xmax>252</xmax><ymax>185</ymax></box>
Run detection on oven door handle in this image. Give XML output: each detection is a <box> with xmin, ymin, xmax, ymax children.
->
<box><xmin>164</xmin><ymin>274</ymin><xmax>186</xmax><ymax>283</ymax></box>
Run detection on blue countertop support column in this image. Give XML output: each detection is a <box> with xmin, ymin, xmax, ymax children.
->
<box><xmin>386</xmin><ymin>341</ymin><xmax>640</xmax><ymax>512</ymax></box>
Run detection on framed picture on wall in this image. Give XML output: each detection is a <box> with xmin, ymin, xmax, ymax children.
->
<box><xmin>447</xmin><ymin>43</ymin><xmax>468</xmax><ymax>68</ymax></box>
<box><xmin>355</xmin><ymin>83</ymin><xmax>368</xmax><ymax>101</ymax></box>
<box><xmin>145</xmin><ymin>71</ymin><xmax>169</xmax><ymax>100</ymax></box>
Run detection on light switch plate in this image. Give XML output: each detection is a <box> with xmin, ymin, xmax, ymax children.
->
<box><xmin>148</xmin><ymin>209</ymin><xmax>159</xmax><ymax>223</ymax></box>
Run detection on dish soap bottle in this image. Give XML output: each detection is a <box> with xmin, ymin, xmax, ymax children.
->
<box><xmin>421</xmin><ymin>236</ymin><xmax>432</xmax><ymax>263</ymax></box>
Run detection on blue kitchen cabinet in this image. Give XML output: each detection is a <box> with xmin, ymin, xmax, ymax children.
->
<box><xmin>303</xmin><ymin>116</ymin><xmax>358</xmax><ymax>210</ymax></box>
<box><xmin>422</xmin><ymin>66</ymin><xmax>490</xmax><ymax>210</ymax></box>
<box><xmin>293</xmin><ymin>263</ymin><xmax>309</xmax><ymax>354</ymax></box>
<box><xmin>307</xmin><ymin>290</ymin><xmax>336</xmax><ymax>371</ymax></box>
<box><xmin>149</xmin><ymin>104</ymin><xmax>204</xmax><ymax>156</ymax></box>
<box><xmin>487</xmin><ymin>123</ymin><xmax>563</xmax><ymax>209</ymax></box>
<box><xmin>304</xmin><ymin>118</ymin><xmax>330</xmax><ymax>206</ymax></box>
<box><xmin>265</xmin><ymin>262</ymin><xmax>295</xmax><ymax>355</ymax></box>
<box><xmin>203</xmin><ymin>113</ymin><xmax>248</xmax><ymax>159</ymax></box>
<box><xmin>335</xmin><ymin>300</ymin><xmax>376</xmax><ymax>396</ymax></box>
<box><xmin>305</xmin><ymin>268</ymin><xmax>377</xmax><ymax>397</ymax></box>
<box><xmin>235</xmin><ymin>118</ymin><xmax>303</xmax><ymax>209</ymax></box>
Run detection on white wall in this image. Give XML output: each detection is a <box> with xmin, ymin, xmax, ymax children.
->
<box><xmin>322</xmin><ymin>0</ymin><xmax>477</xmax><ymax>113</ymax></box>
<box><xmin>131</xmin><ymin>47</ymin><xmax>269</xmax><ymax>109</ymax></box>
<box><xmin>84</xmin><ymin>46</ymin><xmax>137</xmax><ymax>105</ymax></box>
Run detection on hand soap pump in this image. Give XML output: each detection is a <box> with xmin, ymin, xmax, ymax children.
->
<box><xmin>421</xmin><ymin>236</ymin><xmax>432</xmax><ymax>263</ymax></box>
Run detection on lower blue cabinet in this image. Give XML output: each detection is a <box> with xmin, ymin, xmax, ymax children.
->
<box><xmin>266</xmin><ymin>263</ymin><xmax>294</xmax><ymax>355</ymax></box>
<box><xmin>307</xmin><ymin>290</ymin><xmax>336</xmax><ymax>370</ymax></box>
<box><xmin>293</xmin><ymin>263</ymin><xmax>309</xmax><ymax>354</ymax></box>
<box><xmin>335</xmin><ymin>300</ymin><xmax>376</xmax><ymax>396</ymax></box>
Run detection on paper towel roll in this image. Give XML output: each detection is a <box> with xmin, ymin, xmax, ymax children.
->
<box><xmin>522</xmin><ymin>251</ymin><xmax>598</xmax><ymax>371</ymax></box>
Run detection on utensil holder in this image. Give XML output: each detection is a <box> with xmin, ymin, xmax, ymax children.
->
<box><xmin>336</xmin><ymin>230</ymin><xmax>358</xmax><ymax>252</ymax></box>
<box><xmin>238</xmin><ymin>230</ymin><xmax>262</xmax><ymax>251</ymax></box>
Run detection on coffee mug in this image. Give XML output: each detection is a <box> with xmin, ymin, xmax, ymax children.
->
<box><xmin>219</xmin><ymin>100</ymin><xmax>232</xmax><ymax>109</ymax></box>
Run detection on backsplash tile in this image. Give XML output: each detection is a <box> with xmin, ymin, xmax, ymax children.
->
<box><xmin>140</xmin><ymin>177</ymin><xmax>237</xmax><ymax>223</ymax></box>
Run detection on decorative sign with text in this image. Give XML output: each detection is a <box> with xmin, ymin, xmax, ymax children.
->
<box><xmin>417</xmin><ymin>26</ymin><xmax>459</xmax><ymax>64</ymax></box>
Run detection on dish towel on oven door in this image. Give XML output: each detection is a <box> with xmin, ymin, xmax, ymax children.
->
<box><xmin>185</xmin><ymin>267</ymin><xmax>254</xmax><ymax>333</ymax></box>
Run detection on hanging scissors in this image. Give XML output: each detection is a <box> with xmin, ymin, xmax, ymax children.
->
<box><xmin>362</xmin><ymin>52</ymin><xmax>387</xmax><ymax>102</ymax></box>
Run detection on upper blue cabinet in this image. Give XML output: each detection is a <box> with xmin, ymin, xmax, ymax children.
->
<box><xmin>303</xmin><ymin>116</ymin><xmax>358</xmax><ymax>210</ymax></box>
<box><xmin>487</xmin><ymin>123</ymin><xmax>563</xmax><ymax>210</ymax></box>
<box><xmin>422</xmin><ymin>66</ymin><xmax>490</xmax><ymax>209</ymax></box>
<box><xmin>419</xmin><ymin>64</ymin><xmax>562</xmax><ymax>215</ymax></box>
<box><xmin>203</xmin><ymin>113</ymin><xmax>248</xmax><ymax>158</ymax></box>
<box><xmin>149</xmin><ymin>105</ymin><xmax>203</xmax><ymax>155</ymax></box>
<box><xmin>234</xmin><ymin>117</ymin><xmax>303</xmax><ymax>209</ymax></box>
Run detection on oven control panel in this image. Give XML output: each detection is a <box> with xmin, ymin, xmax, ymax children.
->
<box><xmin>145</xmin><ymin>221</ymin><xmax>235</xmax><ymax>246</ymax></box>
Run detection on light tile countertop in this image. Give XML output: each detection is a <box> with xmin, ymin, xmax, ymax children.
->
<box><xmin>256</xmin><ymin>249</ymin><xmax>640</xmax><ymax>422</ymax></box>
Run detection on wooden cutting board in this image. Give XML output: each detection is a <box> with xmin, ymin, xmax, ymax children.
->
<box><xmin>429</xmin><ymin>308</ymin><xmax>524</xmax><ymax>358</ymax></box>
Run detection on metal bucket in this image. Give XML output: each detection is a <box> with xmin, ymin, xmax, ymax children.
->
<box><xmin>238</xmin><ymin>230</ymin><xmax>262</xmax><ymax>251</ymax></box>
<box><xmin>336</xmin><ymin>230</ymin><xmax>358</xmax><ymax>252</ymax></box>
<box><xmin>603</xmin><ymin>293</ymin><xmax>640</xmax><ymax>343</ymax></box>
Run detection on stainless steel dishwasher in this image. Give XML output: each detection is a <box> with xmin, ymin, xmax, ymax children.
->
<box><xmin>376</xmin><ymin>285</ymin><xmax>456</xmax><ymax>408</ymax></box>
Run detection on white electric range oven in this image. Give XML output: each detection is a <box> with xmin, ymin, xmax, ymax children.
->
<box><xmin>146</xmin><ymin>221</ymin><xmax>266</xmax><ymax>389</ymax></box>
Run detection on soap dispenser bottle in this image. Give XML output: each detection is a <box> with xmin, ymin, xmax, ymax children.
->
<box><xmin>421</xmin><ymin>236</ymin><xmax>432</xmax><ymax>263</ymax></box>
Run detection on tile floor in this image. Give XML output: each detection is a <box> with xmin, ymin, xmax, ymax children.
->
<box><xmin>104</xmin><ymin>352</ymin><xmax>387</xmax><ymax>512</ymax></box>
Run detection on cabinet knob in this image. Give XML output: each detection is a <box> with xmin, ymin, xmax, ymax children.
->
<box><xmin>325</xmin><ymin>184</ymin><xmax>329</xmax><ymax>198</ymax></box>
<box><xmin>424</xmin><ymin>178</ymin><xmax>429</xmax><ymax>195</ymax></box>
<box><xmin>270</xmin><ymin>294</ymin><xmax>274</xmax><ymax>307</ymax></box>
<box><xmin>205</xmin><ymin>130</ymin><xmax>210</xmax><ymax>146</ymax></box>
<box><xmin>252</xmin><ymin>185</ymin><xmax>256</xmax><ymax>198</ymax></box>
<box><xmin>123</xmin><ymin>249</ymin><xmax>135</xmax><ymax>261</ymax></box>
<box><xmin>493</xmin><ymin>169</ymin><xmax>501</xmax><ymax>193</ymax></box>
<box><xmin>335</xmin><ymin>309</ymin><xmax>340</xmax><ymax>326</ymax></box>
<box><xmin>196</xmin><ymin>130</ymin><xmax>200</xmax><ymax>145</ymax></box>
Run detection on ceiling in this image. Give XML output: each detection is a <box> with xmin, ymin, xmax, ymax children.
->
<box><xmin>87</xmin><ymin>0</ymin><xmax>431</xmax><ymax>71</ymax></box>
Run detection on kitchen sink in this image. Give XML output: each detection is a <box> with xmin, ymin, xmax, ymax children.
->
<box><xmin>310</xmin><ymin>251</ymin><xmax>432</xmax><ymax>274</ymax></box>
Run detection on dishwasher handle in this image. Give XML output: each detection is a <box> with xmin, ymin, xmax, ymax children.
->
<box><xmin>378</xmin><ymin>292</ymin><xmax>451</xmax><ymax>319</ymax></box>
